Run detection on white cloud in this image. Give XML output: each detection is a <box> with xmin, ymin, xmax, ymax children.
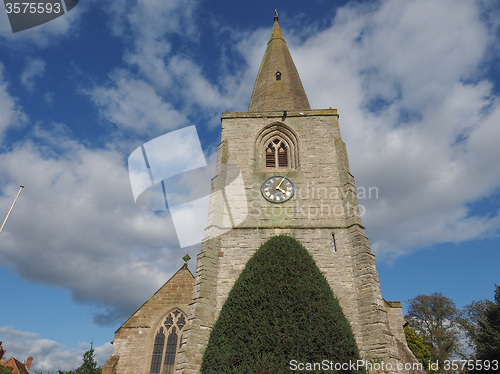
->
<box><xmin>1</xmin><ymin>0</ymin><xmax>222</xmax><ymax>326</ymax></box>
<box><xmin>20</xmin><ymin>58</ymin><xmax>46</xmax><ymax>92</ymax></box>
<box><xmin>0</xmin><ymin>64</ymin><xmax>27</xmax><ymax>141</ymax></box>
<box><xmin>103</xmin><ymin>0</ymin><xmax>198</xmax><ymax>91</ymax></box>
<box><xmin>0</xmin><ymin>326</ymin><xmax>113</xmax><ymax>372</ymax></box>
<box><xmin>0</xmin><ymin>127</ymin><xmax>203</xmax><ymax>324</ymax></box>
<box><xmin>88</xmin><ymin>0</ymin><xmax>500</xmax><ymax>262</ymax></box>
<box><xmin>96</xmin><ymin>0</ymin><xmax>255</xmax><ymax>119</ymax></box>
<box><xmin>363</xmin><ymin>0</ymin><xmax>488</xmax><ymax>108</ymax></box>
<box><xmin>43</xmin><ymin>91</ymin><xmax>55</xmax><ymax>105</ymax></box>
<box><xmin>89</xmin><ymin>72</ymin><xmax>189</xmax><ymax>136</ymax></box>
<box><xmin>288</xmin><ymin>0</ymin><xmax>500</xmax><ymax>258</ymax></box>
<box><xmin>164</xmin><ymin>56</ymin><xmax>224</xmax><ymax>109</ymax></box>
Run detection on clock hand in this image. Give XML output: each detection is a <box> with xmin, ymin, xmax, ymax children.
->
<box><xmin>276</xmin><ymin>186</ymin><xmax>286</xmax><ymax>194</ymax></box>
<box><xmin>276</xmin><ymin>177</ymin><xmax>285</xmax><ymax>189</ymax></box>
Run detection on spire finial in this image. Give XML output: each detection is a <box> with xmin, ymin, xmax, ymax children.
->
<box><xmin>274</xmin><ymin>9</ymin><xmax>278</xmax><ymax>21</ymax></box>
<box><xmin>182</xmin><ymin>254</ymin><xmax>191</xmax><ymax>265</ymax></box>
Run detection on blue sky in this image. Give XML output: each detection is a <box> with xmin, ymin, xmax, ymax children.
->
<box><xmin>1</xmin><ymin>0</ymin><xmax>500</xmax><ymax>371</ymax></box>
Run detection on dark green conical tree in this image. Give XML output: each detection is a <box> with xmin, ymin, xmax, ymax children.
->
<box><xmin>201</xmin><ymin>235</ymin><xmax>365</xmax><ymax>374</ymax></box>
<box><xmin>76</xmin><ymin>344</ymin><xmax>101</xmax><ymax>374</ymax></box>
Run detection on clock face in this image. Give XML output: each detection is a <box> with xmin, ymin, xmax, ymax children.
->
<box><xmin>261</xmin><ymin>176</ymin><xmax>295</xmax><ymax>203</ymax></box>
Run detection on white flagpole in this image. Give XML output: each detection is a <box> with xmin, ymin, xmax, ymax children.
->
<box><xmin>0</xmin><ymin>185</ymin><xmax>24</xmax><ymax>234</ymax></box>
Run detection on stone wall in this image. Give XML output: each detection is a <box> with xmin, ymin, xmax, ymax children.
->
<box><xmin>177</xmin><ymin>110</ymin><xmax>424</xmax><ymax>373</ymax></box>
<box><xmin>103</xmin><ymin>265</ymin><xmax>194</xmax><ymax>374</ymax></box>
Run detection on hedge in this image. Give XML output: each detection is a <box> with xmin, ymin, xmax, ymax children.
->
<box><xmin>201</xmin><ymin>235</ymin><xmax>365</xmax><ymax>374</ymax></box>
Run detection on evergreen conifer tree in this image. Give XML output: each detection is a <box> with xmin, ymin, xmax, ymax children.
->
<box><xmin>75</xmin><ymin>344</ymin><xmax>101</xmax><ymax>374</ymax></box>
<box><xmin>473</xmin><ymin>285</ymin><xmax>500</xmax><ymax>373</ymax></box>
<box><xmin>201</xmin><ymin>235</ymin><xmax>365</xmax><ymax>374</ymax></box>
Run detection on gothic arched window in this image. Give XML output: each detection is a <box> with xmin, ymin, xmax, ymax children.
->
<box><xmin>150</xmin><ymin>328</ymin><xmax>165</xmax><ymax>374</ymax></box>
<box><xmin>277</xmin><ymin>141</ymin><xmax>288</xmax><ymax>167</ymax></box>
<box><xmin>256</xmin><ymin>122</ymin><xmax>299</xmax><ymax>169</ymax></box>
<box><xmin>149</xmin><ymin>309</ymin><xmax>187</xmax><ymax>374</ymax></box>
<box><xmin>266</xmin><ymin>143</ymin><xmax>276</xmax><ymax>167</ymax></box>
<box><xmin>265</xmin><ymin>139</ymin><xmax>289</xmax><ymax>168</ymax></box>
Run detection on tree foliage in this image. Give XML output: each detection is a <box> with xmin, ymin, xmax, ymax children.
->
<box><xmin>75</xmin><ymin>345</ymin><xmax>101</xmax><ymax>374</ymax></box>
<box><xmin>54</xmin><ymin>344</ymin><xmax>101</xmax><ymax>374</ymax></box>
<box><xmin>460</xmin><ymin>299</ymin><xmax>494</xmax><ymax>354</ymax></box>
<box><xmin>405</xmin><ymin>293</ymin><xmax>463</xmax><ymax>372</ymax></box>
<box><xmin>201</xmin><ymin>235</ymin><xmax>365</xmax><ymax>374</ymax></box>
<box><xmin>404</xmin><ymin>327</ymin><xmax>438</xmax><ymax>374</ymax></box>
<box><xmin>0</xmin><ymin>366</ymin><xmax>14</xmax><ymax>374</ymax></box>
<box><xmin>473</xmin><ymin>285</ymin><xmax>500</xmax><ymax>372</ymax></box>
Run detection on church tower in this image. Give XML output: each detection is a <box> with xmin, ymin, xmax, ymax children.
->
<box><xmin>177</xmin><ymin>13</ymin><xmax>421</xmax><ymax>374</ymax></box>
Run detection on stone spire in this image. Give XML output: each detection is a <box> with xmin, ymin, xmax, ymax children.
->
<box><xmin>248</xmin><ymin>12</ymin><xmax>311</xmax><ymax>112</ymax></box>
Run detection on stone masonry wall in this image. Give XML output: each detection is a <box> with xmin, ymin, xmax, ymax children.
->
<box><xmin>178</xmin><ymin>110</ymin><xmax>423</xmax><ymax>373</ymax></box>
<box><xmin>103</xmin><ymin>266</ymin><xmax>194</xmax><ymax>374</ymax></box>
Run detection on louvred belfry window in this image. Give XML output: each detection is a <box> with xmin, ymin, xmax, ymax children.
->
<box><xmin>257</xmin><ymin>122</ymin><xmax>298</xmax><ymax>169</ymax></box>
<box><xmin>278</xmin><ymin>142</ymin><xmax>288</xmax><ymax>167</ymax></box>
<box><xmin>266</xmin><ymin>139</ymin><xmax>289</xmax><ymax>168</ymax></box>
<box><xmin>266</xmin><ymin>144</ymin><xmax>276</xmax><ymax>167</ymax></box>
<box><xmin>149</xmin><ymin>309</ymin><xmax>187</xmax><ymax>374</ymax></box>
